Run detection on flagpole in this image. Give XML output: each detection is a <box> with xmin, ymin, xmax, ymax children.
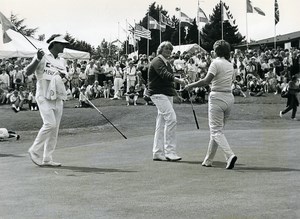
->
<box><xmin>246</xmin><ymin>0</ymin><xmax>249</xmax><ymax>51</ymax></box>
<box><xmin>198</xmin><ymin>0</ymin><xmax>200</xmax><ymax>46</ymax></box>
<box><xmin>221</xmin><ymin>0</ymin><xmax>224</xmax><ymax>40</ymax></box>
<box><xmin>159</xmin><ymin>11</ymin><xmax>162</xmax><ymax>44</ymax></box>
<box><xmin>125</xmin><ymin>19</ymin><xmax>128</xmax><ymax>55</ymax></box>
<box><xmin>177</xmin><ymin>8</ymin><xmax>181</xmax><ymax>46</ymax></box>
<box><xmin>147</xmin><ymin>13</ymin><xmax>150</xmax><ymax>57</ymax></box>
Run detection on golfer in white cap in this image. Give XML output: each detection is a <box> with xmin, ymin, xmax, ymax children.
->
<box><xmin>26</xmin><ymin>34</ymin><xmax>69</xmax><ymax>167</ymax></box>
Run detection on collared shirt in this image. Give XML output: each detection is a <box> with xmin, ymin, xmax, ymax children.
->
<box><xmin>33</xmin><ymin>52</ymin><xmax>67</xmax><ymax>99</ymax></box>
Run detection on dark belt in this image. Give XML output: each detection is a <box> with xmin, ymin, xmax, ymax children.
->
<box><xmin>211</xmin><ymin>90</ymin><xmax>232</xmax><ymax>93</ymax></box>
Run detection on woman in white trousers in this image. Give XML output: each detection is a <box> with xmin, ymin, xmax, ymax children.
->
<box><xmin>185</xmin><ymin>40</ymin><xmax>237</xmax><ymax>169</ymax></box>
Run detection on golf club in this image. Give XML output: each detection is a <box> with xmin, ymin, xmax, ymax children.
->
<box><xmin>84</xmin><ymin>95</ymin><xmax>127</xmax><ymax>139</ymax></box>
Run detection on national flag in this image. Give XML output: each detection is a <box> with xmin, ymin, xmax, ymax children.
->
<box><xmin>275</xmin><ymin>0</ymin><xmax>280</xmax><ymax>25</ymax></box>
<box><xmin>134</xmin><ymin>24</ymin><xmax>151</xmax><ymax>40</ymax></box>
<box><xmin>179</xmin><ymin>11</ymin><xmax>193</xmax><ymax>25</ymax></box>
<box><xmin>0</xmin><ymin>11</ymin><xmax>16</xmax><ymax>43</ymax></box>
<box><xmin>160</xmin><ymin>13</ymin><xmax>175</xmax><ymax>28</ymax></box>
<box><xmin>247</xmin><ymin>0</ymin><xmax>266</xmax><ymax>16</ymax></box>
<box><xmin>149</xmin><ymin>16</ymin><xmax>166</xmax><ymax>32</ymax></box>
<box><xmin>197</xmin><ymin>7</ymin><xmax>208</xmax><ymax>24</ymax></box>
<box><xmin>222</xmin><ymin>3</ymin><xmax>236</xmax><ymax>26</ymax></box>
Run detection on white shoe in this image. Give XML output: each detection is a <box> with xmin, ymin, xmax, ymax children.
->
<box><xmin>153</xmin><ymin>154</ymin><xmax>165</xmax><ymax>161</ymax></box>
<box><xmin>28</xmin><ymin>150</ymin><xmax>41</xmax><ymax>166</ymax></box>
<box><xmin>201</xmin><ymin>160</ymin><xmax>212</xmax><ymax>167</ymax></box>
<box><xmin>279</xmin><ymin>111</ymin><xmax>283</xmax><ymax>118</ymax></box>
<box><xmin>226</xmin><ymin>155</ymin><xmax>237</xmax><ymax>169</ymax></box>
<box><xmin>165</xmin><ymin>153</ymin><xmax>182</xmax><ymax>161</ymax></box>
<box><xmin>41</xmin><ymin>160</ymin><xmax>62</xmax><ymax>167</ymax></box>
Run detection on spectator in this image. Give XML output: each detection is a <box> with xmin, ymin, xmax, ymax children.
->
<box><xmin>0</xmin><ymin>128</ymin><xmax>20</xmax><ymax>141</ymax></box>
<box><xmin>279</xmin><ymin>75</ymin><xmax>300</xmax><ymax>120</ymax></box>
<box><xmin>249</xmin><ymin>77</ymin><xmax>264</xmax><ymax>97</ymax></box>
<box><xmin>92</xmin><ymin>80</ymin><xmax>103</xmax><ymax>98</ymax></box>
<box><xmin>232</xmin><ymin>80</ymin><xmax>246</xmax><ymax>97</ymax></box>
<box><xmin>78</xmin><ymin>66</ymin><xmax>87</xmax><ymax>87</ymax></box>
<box><xmin>125</xmin><ymin>85</ymin><xmax>139</xmax><ymax>106</ymax></box>
<box><xmin>125</xmin><ymin>61</ymin><xmax>137</xmax><ymax>93</ymax></box>
<box><xmin>28</xmin><ymin>89</ymin><xmax>38</xmax><ymax>111</ymax></box>
<box><xmin>76</xmin><ymin>87</ymin><xmax>91</xmax><ymax>108</ymax></box>
<box><xmin>85</xmin><ymin>59</ymin><xmax>97</xmax><ymax>85</ymax></box>
<box><xmin>111</xmin><ymin>61</ymin><xmax>124</xmax><ymax>100</ymax></box>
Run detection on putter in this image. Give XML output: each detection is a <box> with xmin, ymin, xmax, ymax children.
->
<box><xmin>83</xmin><ymin>95</ymin><xmax>127</xmax><ymax>139</ymax></box>
<box><xmin>188</xmin><ymin>92</ymin><xmax>199</xmax><ymax>129</ymax></box>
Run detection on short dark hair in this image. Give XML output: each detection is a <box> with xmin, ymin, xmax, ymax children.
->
<box><xmin>213</xmin><ymin>40</ymin><xmax>231</xmax><ymax>60</ymax></box>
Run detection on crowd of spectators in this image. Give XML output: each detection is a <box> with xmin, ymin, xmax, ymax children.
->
<box><xmin>1</xmin><ymin>46</ymin><xmax>300</xmax><ymax>112</ymax></box>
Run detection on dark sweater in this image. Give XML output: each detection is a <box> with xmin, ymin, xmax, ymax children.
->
<box><xmin>147</xmin><ymin>56</ymin><xmax>177</xmax><ymax>96</ymax></box>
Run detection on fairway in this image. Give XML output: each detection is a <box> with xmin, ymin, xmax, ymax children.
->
<box><xmin>0</xmin><ymin>95</ymin><xmax>299</xmax><ymax>218</ymax></box>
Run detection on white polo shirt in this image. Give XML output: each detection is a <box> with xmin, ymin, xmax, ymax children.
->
<box><xmin>33</xmin><ymin>52</ymin><xmax>67</xmax><ymax>99</ymax></box>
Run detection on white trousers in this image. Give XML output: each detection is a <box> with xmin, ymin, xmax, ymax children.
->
<box><xmin>113</xmin><ymin>78</ymin><xmax>123</xmax><ymax>98</ymax></box>
<box><xmin>203</xmin><ymin>92</ymin><xmax>235</xmax><ymax>164</ymax></box>
<box><xmin>29</xmin><ymin>96</ymin><xmax>63</xmax><ymax>162</ymax></box>
<box><xmin>150</xmin><ymin>94</ymin><xmax>177</xmax><ymax>156</ymax></box>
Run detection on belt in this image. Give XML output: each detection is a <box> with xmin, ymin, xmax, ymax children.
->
<box><xmin>211</xmin><ymin>90</ymin><xmax>232</xmax><ymax>93</ymax></box>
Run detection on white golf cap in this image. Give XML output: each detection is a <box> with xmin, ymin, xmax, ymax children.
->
<box><xmin>48</xmin><ymin>35</ymin><xmax>69</xmax><ymax>48</ymax></box>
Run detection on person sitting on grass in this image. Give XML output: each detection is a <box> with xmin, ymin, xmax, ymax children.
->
<box><xmin>231</xmin><ymin>80</ymin><xmax>246</xmax><ymax>97</ymax></box>
<box><xmin>0</xmin><ymin>128</ymin><xmax>20</xmax><ymax>141</ymax></box>
<box><xmin>125</xmin><ymin>85</ymin><xmax>139</xmax><ymax>106</ymax></box>
<box><xmin>28</xmin><ymin>89</ymin><xmax>38</xmax><ymax>111</ymax></box>
<box><xmin>76</xmin><ymin>87</ymin><xmax>91</xmax><ymax>108</ymax></box>
<box><xmin>249</xmin><ymin>77</ymin><xmax>264</xmax><ymax>97</ymax></box>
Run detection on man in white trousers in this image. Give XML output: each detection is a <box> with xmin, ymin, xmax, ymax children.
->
<box><xmin>26</xmin><ymin>34</ymin><xmax>69</xmax><ymax>167</ymax></box>
<box><xmin>147</xmin><ymin>41</ymin><xmax>186</xmax><ymax>161</ymax></box>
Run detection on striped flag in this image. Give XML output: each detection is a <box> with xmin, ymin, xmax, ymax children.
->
<box><xmin>149</xmin><ymin>16</ymin><xmax>166</xmax><ymax>32</ymax></box>
<box><xmin>179</xmin><ymin>11</ymin><xmax>193</xmax><ymax>25</ymax></box>
<box><xmin>247</xmin><ymin>0</ymin><xmax>266</xmax><ymax>16</ymax></box>
<box><xmin>0</xmin><ymin>11</ymin><xmax>16</xmax><ymax>43</ymax></box>
<box><xmin>160</xmin><ymin>13</ymin><xmax>175</xmax><ymax>28</ymax></box>
<box><xmin>134</xmin><ymin>24</ymin><xmax>151</xmax><ymax>40</ymax></box>
<box><xmin>275</xmin><ymin>0</ymin><xmax>279</xmax><ymax>25</ymax></box>
<box><xmin>197</xmin><ymin>7</ymin><xmax>208</xmax><ymax>24</ymax></box>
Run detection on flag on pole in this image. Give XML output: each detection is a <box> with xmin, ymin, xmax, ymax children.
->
<box><xmin>160</xmin><ymin>13</ymin><xmax>175</xmax><ymax>28</ymax></box>
<box><xmin>222</xmin><ymin>3</ymin><xmax>236</xmax><ymax>26</ymax></box>
<box><xmin>0</xmin><ymin>11</ymin><xmax>16</xmax><ymax>43</ymax></box>
<box><xmin>197</xmin><ymin>7</ymin><xmax>208</xmax><ymax>24</ymax></box>
<box><xmin>275</xmin><ymin>0</ymin><xmax>280</xmax><ymax>25</ymax></box>
<box><xmin>149</xmin><ymin>16</ymin><xmax>166</xmax><ymax>32</ymax></box>
<box><xmin>247</xmin><ymin>0</ymin><xmax>266</xmax><ymax>16</ymax></box>
<box><xmin>179</xmin><ymin>11</ymin><xmax>193</xmax><ymax>25</ymax></box>
<box><xmin>134</xmin><ymin>24</ymin><xmax>151</xmax><ymax>40</ymax></box>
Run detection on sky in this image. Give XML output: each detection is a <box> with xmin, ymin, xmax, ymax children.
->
<box><xmin>2</xmin><ymin>0</ymin><xmax>300</xmax><ymax>47</ymax></box>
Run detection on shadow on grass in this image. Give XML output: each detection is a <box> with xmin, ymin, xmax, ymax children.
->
<box><xmin>41</xmin><ymin>165</ymin><xmax>138</xmax><ymax>174</ymax></box>
<box><xmin>0</xmin><ymin>153</ymin><xmax>25</xmax><ymax>158</ymax></box>
<box><xmin>176</xmin><ymin>160</ymin><xmax>300</xmax><ymax>172</ymax></box>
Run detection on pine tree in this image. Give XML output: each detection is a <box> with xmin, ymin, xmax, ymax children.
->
<box><xmin>201</xmin><ymin>3</ymin><xmax>245</xmax><ymax>52</ymax></box>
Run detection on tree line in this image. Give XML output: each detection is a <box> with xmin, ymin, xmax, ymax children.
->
<box><xmin>9</xmin><ymin>2</ymin><xmax>245</xmax><ymax>60</ymax></box>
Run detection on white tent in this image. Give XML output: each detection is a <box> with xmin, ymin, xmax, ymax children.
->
<box><xmin>172</xmin><ymin>43</ymin><xmax>206</xmax><ymax>55</ymax></box>
<box><xmin>0</xmin><ymin>29</ymin><xmax>90</xmax><ymax>60</ymax></box>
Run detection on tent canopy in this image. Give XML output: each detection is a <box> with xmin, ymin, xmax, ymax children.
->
<box><xmin>172</xmin><ymin>44</ymin><xmax>206</xmax><ymax>55</ymax></box>
<box><xmin>0</xmin><ymin>29</ymin><xmax>90</xmax><ymax>60</ymax></box>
